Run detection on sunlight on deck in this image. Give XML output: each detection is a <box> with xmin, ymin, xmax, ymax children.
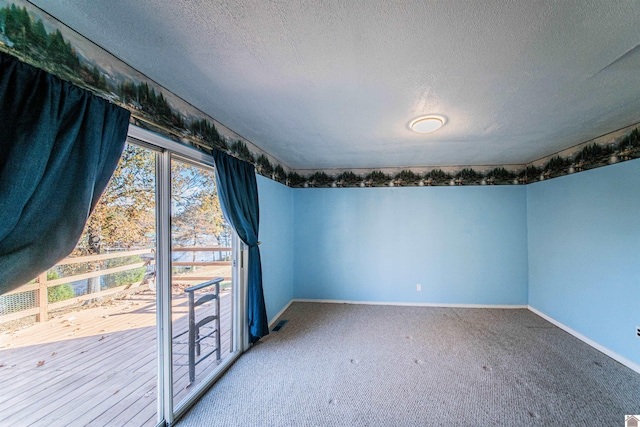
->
<box><xmin>0</xmin><ymin>287</ymin><xmax>232</xmax><ymax>426</ymax></box>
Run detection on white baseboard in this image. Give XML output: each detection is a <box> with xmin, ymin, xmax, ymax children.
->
<box><xmin>528</xmin><ymin>306</ymin><xmax>640</xmax><ymax>375</ymax></box>
<box><xmin>292</xmin><ymin>298</ymin><xmax>527</xmax><ymax>309</ymax></box>
<box><xmin>268</xmin><ymin>300</ymin><xmax>294</xmax><ymax>328</ymax></box>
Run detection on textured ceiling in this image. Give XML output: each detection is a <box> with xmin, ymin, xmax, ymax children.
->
<box><xmin>31</xmin><ymin>0</ymin><xmax>640</xmax><ymax>170</ymax></box>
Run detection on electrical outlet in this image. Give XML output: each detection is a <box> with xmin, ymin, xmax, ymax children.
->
<box><xmin>636</xmin><ymin>326</ymin><xmax>640</xmax><ymax>338</ymax></box>
<box><xmin>416</xmin><ymin>284</ymin><xmax>422</xmax><ymax>292</ymax></box>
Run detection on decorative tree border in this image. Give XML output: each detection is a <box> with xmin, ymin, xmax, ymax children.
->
<box><xmin>1</xmin><ymin>1</ymin><xmax>638</xmax><ymax>189</ymax></box>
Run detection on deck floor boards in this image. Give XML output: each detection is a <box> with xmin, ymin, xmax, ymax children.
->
<box><xmin>96</xmin><ymin>377</ymin><xmax>157</xmax><ymax>427</ymax></box>
<box><xmin>0</xmin><ymin>289</ymin><xmax>233</xmax><ymax>426</ymax></box>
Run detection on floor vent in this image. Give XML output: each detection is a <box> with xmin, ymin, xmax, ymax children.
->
<box><xmin>272</xmin><ymin>320</ymin><xmax>289</xmax><ymax>332</ymax></box>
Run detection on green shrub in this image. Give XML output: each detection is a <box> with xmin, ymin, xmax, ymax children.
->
<box><xmin>109</xmin><ymin>266</ymin><xmax>146</xmax><ymax>287</ymax></box>
<box><xmin>102</xmin><ymin>255</ymin><xmax>146</xmax><ymax>288</ymax></box>
<box><xmin>48</xmin><ymin>284</ymin><xmax>75</xmax><ymax>303</ymax></box>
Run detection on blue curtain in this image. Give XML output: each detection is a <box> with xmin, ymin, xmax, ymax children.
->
<box><xmin>213</xmin><ymin>150</ymin><xmax>269</xmax><ymax>343</ymax></box>
<box><xmin>0</xmin><ymin>52</ymin><xmax>130</xmax><ymax>294</ymax></box>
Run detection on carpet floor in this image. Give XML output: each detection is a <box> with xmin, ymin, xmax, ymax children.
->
<box><xmin>178</xmin><ymin>302</ymin><xmax>640</xmax><ymax>426</ymax></box>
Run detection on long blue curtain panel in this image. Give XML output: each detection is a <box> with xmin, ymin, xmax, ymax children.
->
<box><xmin>213</xmin><ymin>149</ymin><xmax>269</xmax><ymax>343</ymax></box>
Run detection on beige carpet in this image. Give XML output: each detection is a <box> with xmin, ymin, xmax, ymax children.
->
<box><xmin>178</xmin><ymin>302</ymin><xmax>640</xmax><ymax>426</ymax></box>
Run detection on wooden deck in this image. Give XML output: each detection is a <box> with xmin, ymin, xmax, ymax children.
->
<box><xmin>0</xmin><ymin>288</ymin><xmax>232</xmax><ymax>427</ymax></box>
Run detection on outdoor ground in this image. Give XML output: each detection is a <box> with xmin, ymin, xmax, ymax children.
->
<box><xmin>0</xmin><ymin>276</ymin><xmax>232</xmax><ymax>427</ymax></box>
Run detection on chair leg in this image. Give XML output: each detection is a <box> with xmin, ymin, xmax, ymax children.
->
<box><xmin>216</xmin><ymin>282</ymin><xmax>221</xmax><ymax>361</ymax></box>
<box><xmin>195</xmin><ymin>326</ymin><xmax>201</xmax><ymax>356</ymax></box>
<box><xmin>188</xmin><ymin>291</ymin><xmax>196</xmax><ymax>384</ymax></box>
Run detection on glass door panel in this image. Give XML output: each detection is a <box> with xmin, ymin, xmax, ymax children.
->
<box><xmin>0</xmin><ymin>143</ymin><xmax>159</xmax><ymax>426</ymax></box>
<box><xmin>170</xmin><ymin>158</ymin><xmax>233</xmax><ymax>407</ymax></box>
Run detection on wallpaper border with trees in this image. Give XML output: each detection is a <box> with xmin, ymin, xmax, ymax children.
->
<box><xmin>1</xmin><ymin>1</ymin><xmax>638</xmax><ymax>189</ymax></box>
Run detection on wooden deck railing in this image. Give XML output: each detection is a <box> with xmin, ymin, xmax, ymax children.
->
<box><xmin>171</xmin><ymin>246</ymin><xmax>232</xmax><ymax>282</ymax></box>
<box><xmin>0</xmin><ymin>246</ymin><xmax>232</xmax><ymax>324</ymax></box>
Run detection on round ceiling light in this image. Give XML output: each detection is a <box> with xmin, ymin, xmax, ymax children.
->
<box><xmin>410</xmin><ymin>115</ymin><xmax>446</xmax><ymax>134</ymax></box>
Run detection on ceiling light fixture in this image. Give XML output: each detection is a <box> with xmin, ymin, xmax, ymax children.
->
<box><xmin>410</xmin><ymin>115</ymin><xmax>446</xmax><ymax>134</ymax></box>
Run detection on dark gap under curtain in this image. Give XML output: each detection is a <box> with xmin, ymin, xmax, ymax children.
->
<box><xmin>213</xmin><ymin>150</ymin><xmax>269</xmax><ymax>343</ymax></box>
<box><xmin>0</xmin><ymin>52</ymin><xmax>130</xmax><ymax>294</ymax></box>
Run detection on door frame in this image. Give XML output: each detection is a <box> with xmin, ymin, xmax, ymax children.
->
<box><xmin>127</xmin><ymin>124</ymin><xmax>248</xmax><ymax>426</ymax></box>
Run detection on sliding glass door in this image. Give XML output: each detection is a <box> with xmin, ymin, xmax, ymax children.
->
<box><xmin>137</xmin><ymin>127</ymin><xmax>245</xmax><ymax>426</ymax></box>
<box><xmin>0</xmin><ymin>142</ymin><xmax>160</xmax><ymax>426</ymax></box>
<box><xmin>0</xmin><ymin>128</ymin><xmax>245</xmax><ymax>426</ymax></box>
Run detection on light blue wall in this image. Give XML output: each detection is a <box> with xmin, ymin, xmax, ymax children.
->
<box><xmin>261</xmin><ymin>159</ymin><xmax>640</xmax><ymax>364</ymax></box>
<box><xmin>260</xmin><ymin>159</ymin><xmax>640</xmax><ymax>364</ymax></box>
<box><xmin>527</xmin><ymin>159</ymin><xmax>640</xmax><ymax>365</ymax></box>
<box><xmin>293</xmin><ymin>185</ymin><xmax>529</xmax><ymax>305</ymax></box>
<box><xmin>256</xmin><ymin>175</ymin><xmax>293</xmax><ymax>323</ymax></box>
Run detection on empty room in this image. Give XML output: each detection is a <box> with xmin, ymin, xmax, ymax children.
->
<box><xmin>0</xmin><ymin>1</ymin><xmax>639</xmax><ymax>426</ymax></box>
